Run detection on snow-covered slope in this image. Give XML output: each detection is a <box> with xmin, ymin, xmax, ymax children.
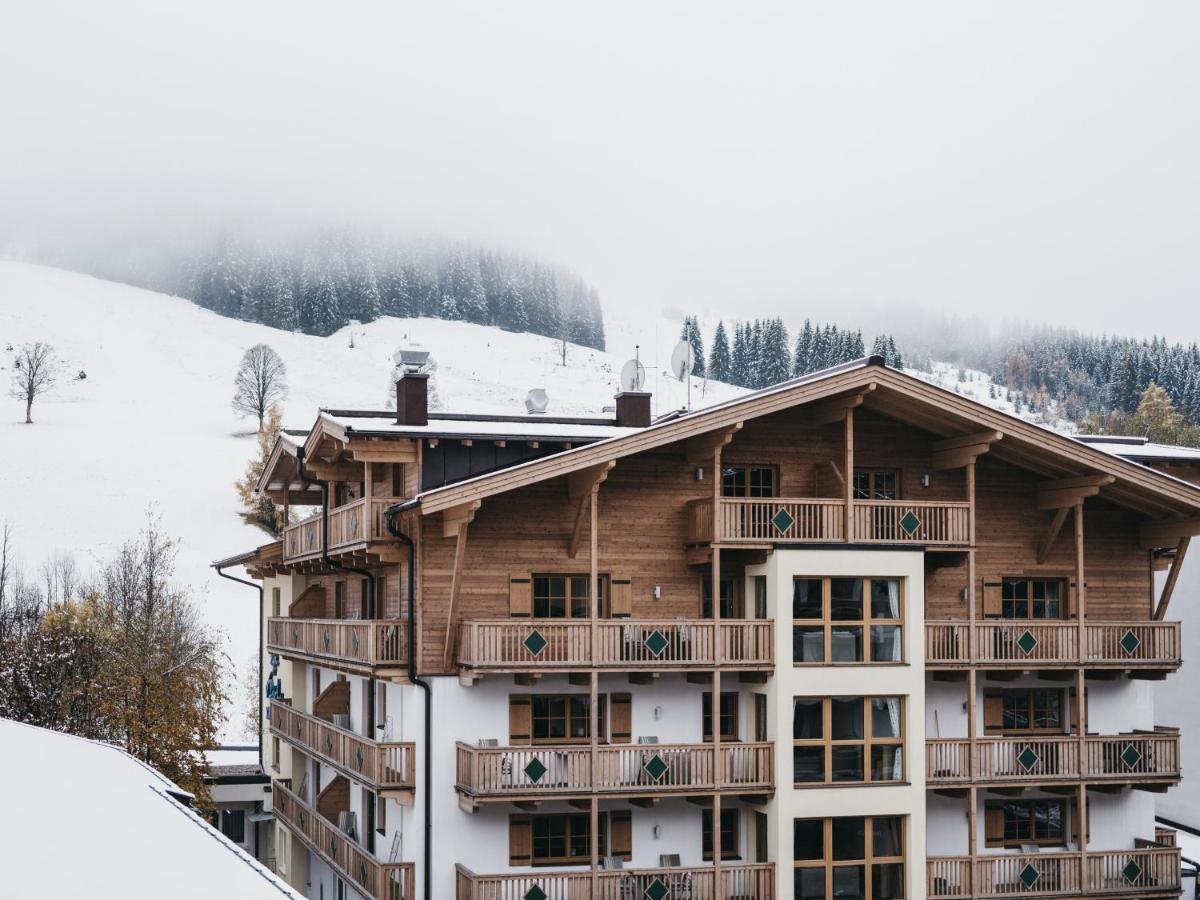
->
<box><xmin>0</xmin><ymin>262</ymin><xmax>743</xmax><ymax>734</ymax></box>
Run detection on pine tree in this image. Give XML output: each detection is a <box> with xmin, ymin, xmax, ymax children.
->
<box><xmin>681</xmin><ymin>316</ymin><xmax>706</xmax><ymax>378</ymax></box>
<box><xmin>311</xmin><ymin>270</ymin><xmax>342</xmax><ymax>336</ymax></box>
<box><xmin>709</xmin><ymin>321</ymin><xmax>732</xmax><ymax>383</ymax></box>
<box><xmin>731</xmin><ymin>323</ymin><xmax>749</xmax><ymax>387</ymax></box>
<box><xmin>759</xmin><ymin>318</ymin><xmax>792</xmax><ymax>386</ymax></box>
<box><xmin>359</xmin><ymin>266</ymin><xmax>383</xmax><ymax>323</ymax></box>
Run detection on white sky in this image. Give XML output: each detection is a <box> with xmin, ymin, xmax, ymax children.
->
<box><xmin>2</xmin><ymin>1</ymin><xmax>1198</xmax><ymax>338</ymax></box>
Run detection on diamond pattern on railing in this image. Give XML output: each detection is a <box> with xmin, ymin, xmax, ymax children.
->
<box><xmin>355</xmin><ymin>747</ymin><xmax>364</xmax><ymax>770</ymax></box>
<box><xmin>359</xmin><ymin>862</ymin><xmax>368</xmax><ymax>883</ymax></box>
<box><xmin>295</xmin><ymin>721</ymin><xmax>302</xmax><ymax>737</ymax></box>
<box><xmin>772</xmin><ymin>507</ymin><xmax>795</xmax><ymax>535</ymax></box>
<box><xmin>643</xmin><ymin>753</ymin><xmax>670</xmax><ymax>782</ymax></box>
<box><xmin>322</xmin><ymin>629</ymin><xmax>331</xmax><ymax>651</ymax></box>
<box><xmin>1019</xmin><ymin>863</ymin><xmax>1040</xmax><ymax>889</ymax></box>
<box><xmin>524</xmin><ymin>886</ymin><xmax>548</xmax><ymax>900</ymax></box>
<box><xmin>350</xmin><ymin>511</ymin><xmax>359</xmax><ymax>536</ymax></box>
<box><xmin>351</xmin><ymin>632</ymin><xmax>360</xmax><ymax>655</ymax></box>
<box><xmin>1122</xmin><ymin>858</ymin><xmax>1143</xmax><ymax>884</ymax></box>
<box><xmin>326</xmin><ymin>734</ymin><xmax>334</xmax><ymax>754</ymax></box>
<box><xmin>523</xmin><ymin>629</ymin><xmax>548</xmax><ymax>657</ymax></box>
<box><xmin>1120</xmin><ymin>629</ymin><xmax>1142</xmax><ymax>655</ymax></box>
<box><xmin>899</xmin><ymin>510</ymin><xmax>922</xmax><ymax>537</ymax></box>
<box><xmin>1017</xmin><ymin>745</ymin><xmax>1040</xmax><ymax>773</ymax></box>
<box><xmin>644</xmin><ymin>878</ymin><xmax>671</xmax><ymax>900</ymax></box>
<box><xmin>292</xmin><ymin>627</ymin><xmax>300</xmax><ymax>645</ymax></box>
<box><xmin>299</xmin><ymin>811</ymin><xmax>306</xmax><ymax>828</ymax></box>
<box><xmin>524</xmin><ymin>757</ymin><xmax>548</xmax><ymax>783</ymax></box>
<box><xmin>1121</xmin><ymin>743</ymin><xmax>1143</xmax><ymax>770</ymax></box>
<box><xmin>329</xmin><ymin>835</ymin><xmax>338</xmax><ymax>855</ymax></box>
<box><xmin>1016</xmin><ymin>629</ymin><xmax>1039</xmax><ymax>655</ymax></box>
<box><xmin>644</xmin><ymin>629</ymin><xmax>670</xmax><ymax>658</ymax></box>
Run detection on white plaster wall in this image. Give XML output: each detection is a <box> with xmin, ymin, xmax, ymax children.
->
<box><xmin>925</xmin><ymin>680</ymin><xmax>968</xmax><ymax>740</ymax></box>
<box><xmin>926</xmin><ymin>795</ymin><xmax>969</xmax><ymax>856</ymax></box>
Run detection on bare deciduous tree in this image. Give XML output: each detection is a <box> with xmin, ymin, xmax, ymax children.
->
<box><xmin>232</xmin><ymin>343</ymin><xmax>287</xmax><ymax>431</ymax></box>
<box><xmin>9</xmin><ymin>342</ymin><xmax>58</xmax><ymax>423</ymax></box>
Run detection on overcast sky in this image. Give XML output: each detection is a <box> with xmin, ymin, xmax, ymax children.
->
<box><xmin>2</xmin><ymin>1</ymin><xmax>1198</xmax><ymax>339</ymax></box>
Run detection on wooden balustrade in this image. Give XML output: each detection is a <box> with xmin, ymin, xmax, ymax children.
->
<box><xmin>928</xmin><ymin>848</ymin><xmax>1180</xmax><ymax>898</ymax></box>
<box><xmin>270</xmin><ymin>701</ymin><xmax>414</xmax><ymax>792</ymax></box>
<box><xmin>853</xmin><ymin>499</ymin><xmax>971</xmax><ymax>544</ymax></box>
<box><xmin>274</xmin><ymin>780</ymin><xmax>414</xmax><ymax>900</ymax></box>
<box><xmin>455</xmin><ymin>863</ymin><xmax>775</xmax><ymax>900</ymax></box>
<box><xmin>925</xmin><ymin>620</ymin><xmax>1180</xmax><ymax>670</ymax></box>
<box><xmin>1153</xmin><ymin>826</ymin><xmax>1176</xmax><ymax>848</ymax></box>
<box><xmin>927</xmin><ymin>732</ymin><xmax>1180</xmax><ymax>785</ymax></box>
<box><xmin>267</xmin><ymin>617</ymin><xmax>408</xmax><ymax>674</ymax></box>
<box><xmin>457</xmin><ymin>619</ymin><xmax>773</xmax><ymax>672</ymax></box>
<box><xmin>282</xmin><ymin>498</ymin><xmax>397</xmax><ymax>562</ymax></box>
<box><xmin>455</xmin><ymin>742</ymin><xmax>773</xmax><ymax>800</ymax></box>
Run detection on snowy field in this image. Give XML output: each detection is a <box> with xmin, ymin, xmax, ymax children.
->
<box><xmin>0</xmin><ymin>262</ymin><xmax>741</xmax><ymax>736</ymax></box>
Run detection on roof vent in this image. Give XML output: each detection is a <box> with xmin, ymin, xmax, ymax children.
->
<box><xmin>393</xmin><ymin>347</ymin><xmax>430</xmax><ymax>373</ymax></box>
<box><xmin>525</xmin><ymin>389</ymin><xmax>549</xmax><ymax>415</ymax></box>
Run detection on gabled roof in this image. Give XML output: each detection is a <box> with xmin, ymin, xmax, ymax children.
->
<box><xmin>397</xmin><ymin>357</ymin><xmax>1200</xmax><ymax>520</ymax></box>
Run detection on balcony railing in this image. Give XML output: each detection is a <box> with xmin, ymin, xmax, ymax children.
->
<box><xmin>282</xmin><ymin>497</ymin><xmax>395</xmax><ymax>562</ymax></box>
<box><xmin>926</xmin><ymin>732</ymin><xmax>1180</xmax><ymax>784</ymax></box>
<box><xmin>267</xmin><ymin>617</ymin><xmax>408</xmax><ymax>675</ymax></box>
<box><xmin>274</xmin><ymin>780</ymin><xmax>414</xmax><ymax>900</ymax></box>
<box><xmin>455</xmin><ymin>742</ymin><xmax>773</xmax><ymax>801</ymax></box>
<box><xmin>270</xmin><ymin>701</ymin><xmax>415</xmax><ymax>793</ymax></box>
<box><xmin>457</xmin><ymin>619</ymin><xmax>774</xmax><ymax>673</ymax></box>
<box><xmin>927</xmin><ymin>847</ymin><xmax>1180</xmax><ymax>898</ymax></box>
<box><xmin>925</xmin><ymin>621</ymin><xmax>1181</xmax><ymax>669</ymax></box>
<box><xmin>455</xmin><ymin>862</ymin><xmax>775</xmax><ymax>900</ymax></box>
<box><xmin>687</xmin><ymin>497</ymin><xmax>970</xmax><ymax>545</ymax></box>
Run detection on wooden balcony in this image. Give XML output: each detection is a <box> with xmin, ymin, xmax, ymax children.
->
<box><xmin>1153</xmin><ymin>826</ymin><xmax>1177</xmax><ymax>848</ymax></box>
<box><xmin>282</xmin><ymin>497</ymin><xmax>398</xmax><ymax>564</ymax></box>
<box><xmin>270</xmin><ymin>701</ymin><xmax>415</xmax><ymax>796</ymax></box>
<box><xmin>928</xmin><ymin>846</ymin><xmax>1181</xmax><ymax>898</ymax></box>
<box><xmin>455</xmin><ymin>741</ymin><xmax>773</xmax><ymax>805</ymax></box>
<box><xmin>457</xmin><ymin>619</ymin><xmax>774</xmax><ymax>676</ymax></box>
<box><xmin>926</xmin><ymin>731</ymin><xmax>1181</xmax><ymax>786</ymax></box>
<box><xmin>455</xmin><ymin>862</ymin><xmax>775</xmax><ymax>900</ymax></box>
<box><xmin>274</xmin><ymin>780</ymin><xmax>414</xmax><ymax>900</ymax></box>
<box><xmin>687</xmin><ymin>497</ymin><xmax>970</xmax><ymax>546</ymax></box>
<box><xmin>925</xmin><ymin>621</ymin><xmax>1181</xmax><ymax>672</ymax></box>
<box><xmin>267</xmin><ymin>617</ymin><xmax>408</xmax><ymax>678</ymax></box>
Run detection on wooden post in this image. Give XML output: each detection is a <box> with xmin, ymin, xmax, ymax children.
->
<box><xmin>1075</xmin><ymin>503</ymin><xmax>1086</xmax><ymax>663</ymax></box>
<box><xmin>967</xmin><ymin>460</ymin><xmax>978</xmax><ymax>898</ymax></box>
<box><xmin>590</xmin><ymin>671</ymin><xmax>599</xmax><ymax>894</ymax></box>
<box><xmin>968</xmin><ymin>786</ymin><xmax>978</xmax><ymax>899</ymax></box>
<box><xmin>590</xmin><ymin>489</ymin><xmax>600</xmax><ymax>894</ymax></box>
<box><xmin>844</xmin><ymin>407</ymin><xmax>855</xmax><ymax>542</ymax></box>
<box><xmin>711</xmin><ymin>448</ymin><xmax>723</xmax><ymax>900</ymax></box>
<box><xmin>1074</xmin><ymin>503</ymin><xmax>1087</xmax><ymax>883</ymax></box>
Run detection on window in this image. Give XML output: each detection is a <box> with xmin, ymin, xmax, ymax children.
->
<box><xmin>221</xmin><ymin>809</ymin><xmax>246</xmax><ymax>844</ymax></box>
<box><xmin>271</xmin><ymin>587</ymin><xmax>281</xmax><ymax>618</ymax></box>
<box><xmin>511</xmin><ymin>812</ymin><xmax>627</xmax><ymax>866</ymax></box>
<box><xmin>271</xmin><ymin>736</ymin><xmax>281</xmax><ymax>772</ymax></box>
<box><xmin>985</xmin><ymin>689</ymin><xmax>1065</xmax><ymax>734</ymax></box>
<box><xmin>722</xmin><ymin>465</ymin><xmax>778</xmax><ymax>498</ymax></box>
<box><xmin>853</xmin><ymin>469</ymin><xmax>899</xmax><ymax>500</ymax></box>
<box><xmin>1002</xmin><ymin>578</ymin><xmax>1066</xmax><ymax>619</ymax></box>
<box><xmin>702</xmin><ymin>692</ymin><xmax>740</xmax><ymax>741</ymax></box>
<box><xmin>793</xmin><ymin>697</ymin><xmax>904</xmax><ymax>785</ymax></box>
<box><xmin>532</xmin><ymin>574</ymin><xmax>608</xmax><ymax>618</ymax></box>
<box><xmin>702</xmin><ymin>576</ymin><xmax>741</xmax><ymax>618</ymax></box>
<box><xmin>376</xmin><ymin>791</ymin><xmax>387</xmax><ymax>836</ymax></box>
<box><xmin>986</xmin><ymin>799</ymin><xmax>1067</xmax><ymax>848</ymax></box>
<box><xmin>753</xmin><ymin>575</ymin><xmax>768</xmax><ymax>619</ymax></box>
<box><xmin>531</xmin><ymin>694</ymin><xmax>590</xmax><ymax>743</ymax></box>
<box><xmin>334</xmin><ymin>581</ymin><xmax>346</xmax><ymax>619</ymax></box>
<box><xmin>702</xmin><ymin>807</ymin><xmax>740</xmax><ymax>860</ymax></box>
<box><xmin>794</xmin><ymin>815</ymin><xmax>905</xmax><ymax>900</ymax></box>
<box><xmin>793</xmin><ymin>577</ymin><xmax>903</xmax><ymax>664</ymax></box>
<box><xmin>534</xmin><ymin>814</ymin><xmax>591</xmax><ymax>864</ymax></box>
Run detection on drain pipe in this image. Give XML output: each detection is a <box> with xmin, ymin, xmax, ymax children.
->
<box><xmin>384</xmin><ymin>506</ymin><xmax>432</xmax><ymax>900</ymax></box>
<box><xmin>215</xmin><ymin>561</ymin><xmax>264</xmax><ymax>771</ymax></box>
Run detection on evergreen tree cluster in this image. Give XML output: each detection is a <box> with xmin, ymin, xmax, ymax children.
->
<box><xmin>171</xmin><ymin>230</ymin><xmax>606</xmax><ymax>349</ymax></box>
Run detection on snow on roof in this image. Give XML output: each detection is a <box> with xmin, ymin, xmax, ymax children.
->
<box><xmin>1075</xmin><ymin>436</ymin><xmax>1200</xmax><ymax>463</ymax></box>
<box><xmin>322</xmin><ymin>411</ymin><xmax>642</xmax><ymax>442</ymax></box>
<box><xmin>0</xmin><ymin>718</ymin><xmax>298</xmax><ymax>899</ymax></box>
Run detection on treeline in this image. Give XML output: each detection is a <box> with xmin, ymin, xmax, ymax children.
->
<box><xmin>165</xmin><ymin>230</ymin><xmax>606</xmax><ymax>349</ymax></box>
<box><xmin>681</xmin><ymin>316</ymin><xmax>904</xmax><ymax>390</ymax></box>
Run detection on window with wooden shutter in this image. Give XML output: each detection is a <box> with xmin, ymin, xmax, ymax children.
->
<box><xmin>984</xmin><ymin>805</ymin><xmax>1004</xmax><ymax>844</ymax></box>
<box><xmin>982</xmin><ymin>580</ymin><xmax>1003</xmax><ymax>617</ymax></box>
<box><xmin>610</xmin><ymin>693</ymin><xmax>632</xmax><ymax>743</ymax></box>
<box><xmin>983</xmin><ymin>693</ymin><xmax>1004</xmax><ymax>733</ymax></box>
<box><xmin>611</xmin><ymin>578</ymin><xmax>633</xmax><ymax>618</ymax></box>
<box><xmin>509</xmin><ymin>695</ymin><xmax>532</xmax><ymax>745</ymax></box>
<box><xmin>509</xmin><ymin>814</ymin><xmax>533</xmax><ymax>865</ymax></box>
<box><xmin>509</xmin><ymin>575</ymin><xmax>532</xmax><ymax>618</ymax></box>
<box><xmin>610</xmin><ymin>811</ymin><xmax>632</xmax><ymax>860</ymax></box>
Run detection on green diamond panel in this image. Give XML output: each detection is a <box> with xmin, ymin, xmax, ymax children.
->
<box><xmin>771</xmin><ymin>507</ymin><xmax>795</xmax><ymax>534</ymax></box>
<box><xmin>524</xmin><ymin>757</ymin><xmax>548</xmax><ymax>783</ymax></box>
<box><xmin>1122</xmin><ymin>859</ymin><xmax>1143</xmax><ymax>884</ymax></box>
<box><xmin>644</xmin><ymin>878</ymin><xmax>671</xmax><ymax>900</ymax></box>
<box><xmin>899</xmin><ymin>510</ymin><xmax>922</xmax><ymax>536</ymax></box>
<box><xmin>359</xmin><ymin>862</ymin><xmax>368</xmax><ymax>883</ymax></box>
<box><xmin>1121</xmin><ymin>743</ymin><xmax>1143</xmax><ymax>770</ymax></box>
<box><xmin>1016</xmin><ymin>629</ymin><xmax>1039</xmax><ymax>655</ymax></box>
<box><xmin>355</xmin><ymin>747</ymin><xmax>364</xmax><ymax>769</ymax></box>
<box><xmin>322</xmin><ymin>629</ymin><xmax>331</xmax><ymax>650</ymax></box>
<box><xmin>1120</xmin><ymin>629</ymin><xmax>1142</xmax><ymax>655</ymax></box>
<box><xmin>643</xmin><ymin>753</ymin><xmax>670</xmax><ymax>782</ymax></box>
<box><xmin>643</xmin><ymin>629</ymin><xmax>670</xmax><ymax>658</ymax></box>
<box><xmin>523</xmin><ymin>629</ymin><xmax>548</xmax><ymax>657</ymax></box>
<box><xmin>351</xmin><ymin>632</ymin><xmax>360</xmax><ymax>654</ymax></box>
<box><xmin>326</xmin><ymin>735</ymin><xmax>334</xmax><ymax>754</ymax></box>
<box><xmin>524</xmin><ymin>886</ymin><xmax>548</xmax><ymax>900</ymax></box>
<box><xmin>1019</xmin><ymin>864</ymin><xmax>1040</xmax><ymax>889</ymax></box>
<box><xmin>1017</xmin><ymin>745</ymin><xmax>1040</xmax><ymax>773</ymax></box>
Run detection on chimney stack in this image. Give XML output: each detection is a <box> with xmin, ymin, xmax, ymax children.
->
<box><xmin>396</xmin><ymin>372</ymin><xmax>429</xmax><ymax>426</ymax></box>
<box><xmin>614</xmin><ymin>391</ymin><xmax>651</xmax><ymax>428</ymax></box>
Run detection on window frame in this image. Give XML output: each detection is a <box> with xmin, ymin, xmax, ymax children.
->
<box><xmin>721</xmin><ymin>464</ymin><xmax>780</xmax><ymax>499</ymax></box>
<box><xmin>985</xmin><ymin>798</ymin><xmax>1069</xmax><ymax>849</ymax></box>
<box><xmin>852</xmin><ymin>468</ymin><xmax>901</xmax><ymax>500</ymax></box>
<box><xmin>793</xmin><ymin>815</ymin><xmax>906</xmax><ymax>899</ymax></box>
<box><xmin>531</xmin><ymin>573</ymin><xmax>610</xmax><ymax>619</ymax></box>
<box><xmin>792</xmin><ymin>696</ymin><xmax>906</xmax><ymax>786</ymax></box>
<box><xmin>792</xmin><ymin>576</ymin><xmax>906</xmax><ymax>665</ymax></box>
<box><xmin>530</xmin><ymin>693</ymin><xmax>592</xmax><ymax>745</ymax></box>
<box><xmin>985</xmin><ymin>688</ymin><xmax>1067</xmax><ymax>735</ymax></box>
<box><xmin>702</xmin><ymin>806</ymin><xmax>741</xmax><ymax>861</ymax></box>
<box><xmin>1001</xmin><ymin>577</ymin><xmax>1068</xmax><ymax>620</ymax></box>
<box><xmin>530</xmin><ymin>812</ymin><xmax>595</xmax><ymax>866</ymax></box>
<box><xmin>702</xmin><ymin>691</ymin><xmax>740</xmax><ymax>742</ymax></box>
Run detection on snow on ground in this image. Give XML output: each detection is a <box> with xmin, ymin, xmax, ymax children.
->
<box><xmin>0</xmin><ymin>262</ymin><xmax>742</xmax><ymax>737</ymax></box>
<box><xmin>0</xmin><ymin>716</ymin><xmax>298</xmax><ymax>899</ymax></box>
<box><xmin>910</xmin><ymin>360</ymin><xmax>1075</xmax><ymax>432</ymax></box>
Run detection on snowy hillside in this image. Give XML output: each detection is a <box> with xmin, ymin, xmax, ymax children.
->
<box><xmin>0</xmin><ymin>262</ymin><xmax>742</xmax><ymax>735</ymax></box>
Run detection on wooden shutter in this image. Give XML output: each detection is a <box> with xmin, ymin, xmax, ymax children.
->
<box><xmin>984</xmin><ymin>804</ymin><xmax>1004</xmax><ymax>846</ymax></box>
<box><xmin>982</xmin><ymin>580</ymin><xmax>1003</xmax><ymax>617</ymax></box>
<box><xmin>1068</xmin><ymin>687</ymin><xmax>1086</xmax><ymax>735</ymax></box>
<box><xmin>508</xmin><ymin>815</ymin><xmax>532</xmax><ymax>865</ymax></box>
<box><xmin>509</xmin><ymin>575</ymin><xmax>532</xmax><ymax>618</ymax></box>
<box><xmin>509</xmin><ymin>695</ymin><xmax>532</xmax><ymax>745</ymax></box>
<box><xmin>983</xmin><ymin>692</ymin><xmax>1004</xmax><ymax>734</ymax></box>
<box><xmin>1067</xmin><ymin>581</ymin><xmax>1078</xmax><ymax>619</ymax></box>
<box><xmin>610</xmin><ymin>693</ymin><xmax>632</xmax><ymax>743</ymax></box>
<box><xmin>611</xmin><ymin>810</ymin><xmax>632</xmax><ymax>860</ymax></box>
<box><xmin>611</xmin><ymin>578</ymin><xmax>633</xmax><ymax>618</ymax></box>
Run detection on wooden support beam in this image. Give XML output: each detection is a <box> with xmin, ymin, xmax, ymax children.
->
<box><xmin>825</xmin><ymin>459</ymin><xmax>845</xmax><ymax>488</ymax></box>
<box><xmin>932</xmin><ymin>430</ymin><xmax>1004</xmax><ymax>453</ymax></box>
<box><xmin>346</xmin><ymin>441</ymin><xmax>418</xmax><ymax>464</ymax></box>
<box><xmin>810</xmin><ymin>384</ymin><xmax>876</xmax><ymax>427</ymax></box>
<box><xmin>567</xmin><ymin>462</ymin><xmax>615</xmax><ymax>559</ymax></box>
<box><xmin>442</xmin><ymin>500</ymin><xmax>481</xmax><ymax>538</ymax></box>
<box><xmin>1037</xmin><ymin>508</ymin><xmax>1070</xmax><ymax>565</ymax></box>
<box><xmin>1141</xmin><ymin>516</ymin><xmax>1200</xmax><ymax>550</ymax></box>
<box><xmin>1154</xmin><ymin>537</ymin><xmax>1190</xmax><ymax>621</ymax></box>
<box><xmin>441</xmin><ymin>514</ymin><xmax>474</xmax><ymax>668</ymax></box>
<box><xmin>1037</xmin><ymin>474</ymin><xmax>1114</xmax><ymax>510</ymax></box>
<box><xmin>932</xmin><ymin>434</ymin><xmax>1002</xmax><ymax>471</ymax></box>
<box><xmin>685</xmin><ymin>423</ymin><xmax>742</xmax><ymax>467</ymax></box>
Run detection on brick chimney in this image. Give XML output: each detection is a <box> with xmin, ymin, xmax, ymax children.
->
<box><xmin>395</xmin><ymin>372</ymin><xmax>429</xmax><ymax>426</ymax></box>
<box><xmin>614</xmin><ymin>391</ymin><xmax>651</xmax><ymax>428</ymax></box>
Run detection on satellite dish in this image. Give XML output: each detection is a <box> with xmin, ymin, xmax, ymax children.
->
<box><xmin>670</xmin><ymin>341</ymin><xmax>695</xmax><ymax>381</ymax></box>
<box><xmin>525</xmin><ymin>388</ymin><xmax>549</xmax><ymax>414</ymax></box>
<box><xmin>619</xmin><ymin>358</ymin><xmax>646</xmax><ymax>392</ymax></box>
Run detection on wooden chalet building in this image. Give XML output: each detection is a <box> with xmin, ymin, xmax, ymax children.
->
<box><xmin>218</xmin><ymin>356</ymin><xmax>1199</xmax><ymax>900</ymax></box>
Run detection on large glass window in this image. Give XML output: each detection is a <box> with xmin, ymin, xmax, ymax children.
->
<box><xmin>531</xmin><ymin>695</ymin><xmax>590</xmax><ymax>743</ymax></box>
<box><xmin>702</xmin><ymin>692</ymin><xmax>740</xmax><ymax>742</ymax></box>
<box><xmin>853</xmin><ymin>469</ymin><xmax>899</xmax><ymax>500</ymax></box>
<box><xmin>793</xmin><ymin>696</ymin><xmax>904</xmax><ymax>785</ymax></box>
<box><xmin>794</xmin><ymin>815</ymin><xmax>905</xmax><ymax>899</ymax></box>
<box><xmin>532</xmin><ymin>574</ymin><xmax>607</xmax><ymax>618</ymax></box>
<box><xmin>722</xmin><ymin>465</ymin><xmax>778</xmax><ymax>498</ymax></box>
<box><xmin>702</xmin><ymin>807</ymin><xmax>740</xmax><ymax>860</ymax></box>
<box><xmin>793</xmin><ymin>577</ymin><xmax>903</xmax><ymax>664</ymax></box>
<box><xmin>986</xmin><ymin>799</ymin><xmax>1067</xmax><ymax>848</ymax></box>
<box><xmin>993</xmin><ymin>689</ymin><xmax>1064</xmax><ymax>733</ymax></box>
<box><xmin>532</xmin><ymin>813</ymin><xmax>592</xmax><ymax>864</ymax></box>
<box><xmin>1001</xmin><ymin>578</ymin><xmax>1065</xmax><ymax>620</ymax></box>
